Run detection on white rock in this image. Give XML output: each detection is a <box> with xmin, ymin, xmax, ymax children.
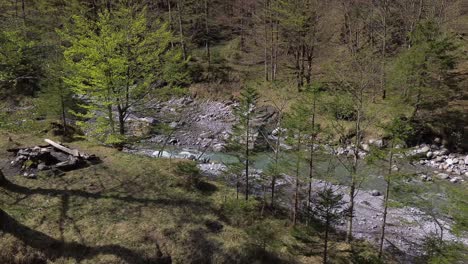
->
<box><xmin>438</xmin><ymin>173</ymin><xmax>450</xmax><ymax>180</ymax></box>
<box><xmin>450</xmin><ymin>177</ymin><xmax>460</xmax><ymax>184</ymax></box>
<box><xmin>420</xmin><ymin>146</ymin><xmax>430</xmax><ymax>153</ymax></box>
<box><xmin>446</xmin><ymin>159</ymin><xmax>454</xmax><ymax>165</ymax></box>
<box><xmin>426</xmin><ymin>152</ymin><xmax>433</xmax><ymax>158</ymax></box>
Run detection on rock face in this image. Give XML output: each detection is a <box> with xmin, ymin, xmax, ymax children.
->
<box><xmin>130</xmin><ymin>97</ymin><xmax>280</xmax><ymax>152</ymax></box>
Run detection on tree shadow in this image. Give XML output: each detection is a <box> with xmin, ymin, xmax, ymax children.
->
<box><xmin>1</xmin><ymin>177</ymin><xmax>210</xmax><ymax>210</ymax></box>
<box><xmin>0</xmin><ymin>209</ymin><xmax>171</xmax><ymax>264</ymax></box>
<box><xmin>0</xmin><ymin>176</ymin><xmax>217</xmax><ymax>263</ymax></box>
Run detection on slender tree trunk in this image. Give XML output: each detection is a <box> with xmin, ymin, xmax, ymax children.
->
<box><xmin>270</xmin><ymin>0</ymin><xmax>275</xmax><ymax>81</ymax></box>
<box><xmin>117</xmin><ymin>105</ymin><xmax>125</xmax><ymax>135</ymax></box>
<box><xmin>273</xmin><ymin>19</ymin><xmax>279</xmax><ymax>79</ymax></box>
<box><xmin>264</xmin><ymin>0</ymin><xmax>269</xmax><ymax>81</ymax></box>
<box><xmin>292</xmin><ymin>136</ymin><xmax>302</xmax><ymax>226</ymax></box>
<box><xmin>379</xmin><ymin>142</ymin><xmax>394</xmax><ymax>258</ymax></box>
<box><xmin>245</xmin><ymin>115</ymin><xmax>250</xmax><ymax>201</ymax></box>
<box><xmin>21</xmin><ymin>0</ymin><xmax>25</xmax><ymax>21</ymax></box>
<box><xmin>60</xmin><ymin>93</ymin><xmax>67</xmax><ymax>135</ymax></box>
<box><xmin>167</xmin><ymin>0</ymin><xmax>174</xmax><ymax>48</ymax></box>
<box><xmin>307</xmin><ymin>96</ymin><xmax>317</xmax><ymax>208</ymax></box>
<box><xmin>236</xmin><ymin>173</ymin><xmax>240</xmax><ymax>200</ymax></box>
<box><xmin>240</xmin><ymin>0</ymin><xmax>245</xmax><ymax>51</ymax></box>
<box><xmin>204</xmin><ymin>0</ymin><xmax>211</xmax><ymax>66</ymax></box>
<box><xmin>176</xmin><ymin>0</ymin><xmax>187</xmax><ymax>60</ymax></box>
<box><xmin>107</xmin><ymin>98</ymin><xmax>115</xmax><ymax>134</ymax></box>
<box><xmin>347</xmin><ymin>98</ymin><xmax>362</xmax><ymax>242</ymax></box>
<box><xmin>323</xmin><ymin>217</ymin><xmax>330</xmax><ymax>264</ymax></box>
<box><xmin>381</xmin><ymin>0</ymin><xmax>388</xmax><ymax>100</ymax></box>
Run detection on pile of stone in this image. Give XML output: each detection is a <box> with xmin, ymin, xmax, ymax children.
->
<box><xmin>412</xmin><ymin>141</ymin><xmax>468</xmax><ymax>183</ymax></box>
<box><xmin>8</xmin><ymin>139</ymin><xmax>98</xmax><ymax>179</ymax></box>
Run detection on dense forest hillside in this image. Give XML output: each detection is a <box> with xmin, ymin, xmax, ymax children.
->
<box><xmin>1</xmin><ymin>0</ymin><xmax>467</xmax><ymax>263</ymax></box>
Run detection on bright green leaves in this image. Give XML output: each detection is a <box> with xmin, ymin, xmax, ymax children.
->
<box><xmin>60</xmin><ymin>2</ymin><xmax>187</xmax><ymax>144</ymax></box>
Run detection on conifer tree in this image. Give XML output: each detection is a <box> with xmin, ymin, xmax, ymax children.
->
<box><xmin>230</xmin><ymin>85</ymin><xmax>259</xmax><ymax>201</ymax></box>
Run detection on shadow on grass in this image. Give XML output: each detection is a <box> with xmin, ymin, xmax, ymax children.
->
<box><xmin>0</xmin><ymin>209</ymin><xmax>171</xmax><ymax>264</ymax></box>
<box><xmin>0</xmin><ymin>175</ymin><xmax>218</xmax><ymax>263</ymax></box>
<box><xmin>196</xmin><ymin>181</ymin><xmax>218</xmax><ymax>195</ymax></box>
<box><xmin>1</xmin><ymin>177</ymin><xmax>210</xmax><ymax>209</ymax></box>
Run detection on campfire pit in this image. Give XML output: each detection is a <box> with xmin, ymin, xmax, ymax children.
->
<box><xmin>7</xmin><ymin>139</ymin><xmax>99</xmax><ymax>178</ymax></box>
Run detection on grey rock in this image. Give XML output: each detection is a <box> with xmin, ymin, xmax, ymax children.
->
<box><xmin>438</xmin><ymin>173</ymin><xmax>450</xmax><ymax>180</ymax></box>
<box><xmin>450</xmin><ymin>177</ymin><xmax>460</xmax><ymax>184</ymax></box>
<box><xmin>371</xmin><ymin>190</ymin><xmax>382</xmax><ymax>196</ymax></box>
<box><xmin>420</xmin><ymin>146</ymin><xmax>430</xmax><ymax>153</ymax></box>
<box><xmin>426</xmin><ymin>151</ymin><xmax>433</xmax><ymax>158</ymax></box>
<box><xmin>37</xmin><ymin>163</ymin><xmax>47</xmax><ymax>171</ymax></box>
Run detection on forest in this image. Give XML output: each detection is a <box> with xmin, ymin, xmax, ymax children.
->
<box><xmin>0</xmin><ymin>0</ymin><xmax>467</xmax><ymax>263</ymax></box>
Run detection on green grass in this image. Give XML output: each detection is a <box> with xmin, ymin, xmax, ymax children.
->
<box><xmin>0</xmin><ymin>129</ymin><xmax>389</xmax><ymax>264</ymax></box>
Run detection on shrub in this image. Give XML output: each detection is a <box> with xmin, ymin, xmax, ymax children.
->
<box><xmin>175</xmin><ymin>161</ymin><xmax>201</xmax><ymax>189</ymax></box>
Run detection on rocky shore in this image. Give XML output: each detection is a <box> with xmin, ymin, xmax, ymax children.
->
<box><xmin>196</xmin><ymin>162</ymin><xmax>467</xmax><ymax>261</ymax></box>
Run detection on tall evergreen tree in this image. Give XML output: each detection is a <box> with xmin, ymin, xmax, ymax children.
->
<box><xmin>230</xmin><ymin>85</ymin><xmax>259</xmax><ymax>201</ymax></box>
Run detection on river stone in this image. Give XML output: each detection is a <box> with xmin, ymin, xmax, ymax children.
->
<box><xmin>37</xmin><ymin>163</ymin><xmax>47</xmax><ymax>171</ymax></box>
<box><xmin>362</xmin><ymin>144</ymin><xmax>370</xmax><ymax>151</ymax></box>
<box><xmin>435</xmin><ymin>156</ymin><xmax>444</xmax><ymax>162</ymax></box>
<box><xmin>420</xmin><ymin>146</ymin><xmax>430</xmax><ymax>153</ymax></box>
<box><xmin>452</xmin><ymin>158</ymin><xmax>459</xmax><ymax>164</ymax></box>
<box><xmin>446</xmin><ymin>159</ymin><xmax>454</xmax><ymax>165</ymax></box>
<box><xmin>426</xmin><ymin>152</ymin><xmax>433</xmax><ymax>158</ymax></box>
<box><xmin>464</xmin><ymin>155</ymin><xmax>468</xmax><ymax>164</ymax></box>
<box><xmin>438</xmin><ymin>173</ymin><xmax>450</xmax><ymax>180</ymax></box>
<box><xmin>450</xmin><ymin>177</ymin><xmax>460</xmax><ymax>184</ymax></box>
<box><xmin>371</xmin><ymin>190</ymin><xmax>381</xmax><ymax>196</ymax></box>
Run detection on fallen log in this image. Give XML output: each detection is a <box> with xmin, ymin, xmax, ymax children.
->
<box><xmin>44</xmin><ymin>139</ymin><xmax>80</xmax><ymax>157</ymax></box>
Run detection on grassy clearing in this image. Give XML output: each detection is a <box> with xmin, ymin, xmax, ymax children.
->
<box><xmin>0</xmin><ymin>129</ymin><xmax>385</xmax><ymax>264</ymax></box>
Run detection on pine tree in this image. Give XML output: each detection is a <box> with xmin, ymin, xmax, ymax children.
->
<box><xmin>284</xmin><ymin>96</ymin><xmax>314</xmax><ymax>225</ymax></box>
<box><xmin>313</xmin><ymin>186</ymin><xmax>347</xmax><ymax>264</ymax></box>
<box><xmin>230</xmin><ymin>85</ymin><xmax>259</xmax><ymax>201</ymax></box>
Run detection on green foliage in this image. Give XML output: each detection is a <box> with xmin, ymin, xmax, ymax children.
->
<box><xmin>313</xmin><ymin>187</ymin><xmax>347</xmax><ymax>225</ymax></box>
<box><xmin>390</xmin><ymin>20</ymin><xmax>460</xmax><ymax>116</ymax></box>
<box><xmin>60</xmin><ymin>2</ymin><xmax>188</xmax><ymax>144</ymax></box>
<box><xmin>246</xmin><ymin>219</ymin><xmax>281</xmax><ymax>250</ymax></box>
<box><xmin>221</xmin><ymin>198</ymin><xmax>259</xmax><ymax>227</ymax></box>
<box><xmin>324</xmin><ymin>94</ymin><xmax>357</xmax><ymax>121</ymax></box>
<box><xmin>0</xmin><ymin>22</ymin><xmax>41</xmax><ymax>98</ymax></box>
<box><xmin>423</xmin><ymin>235</ymin><xmax>468</xmax><ymax>264</ymax></box>
<box><xmin>175</xmin><ymin>161</ymin><xmax>201</xmax><ymax>189</ymax></box>
<box><xmin>445</xmin><ymin>186</ymin><xmax>468</xmax><ymax>236</ymax></box>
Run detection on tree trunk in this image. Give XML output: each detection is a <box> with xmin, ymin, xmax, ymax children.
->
<box><xmin>167</xmin><ymin>0</ymin><xmax>174</xmax><ymax>48</ymax></box>
<box><xmin>347</xmin><ymin>97</ymin><xmax>362</xmax><ymax>242</ymax></box>
<box><xmin>176</xmin><ymin>0</ymin><xmax>187</xmax><ymax>60</ymax></box>
<box><xmin>292</xmin><ymin>136</ymin><xmax>302</xmax><ymax>226</ymax></box>
<box><xmin>323</xmin><ymin>217</ymin><xmax>330</xmax><ymax>264</ymax></box>
<box><xmin>264</xmin><ymin>0</ymin><xmax>269</xmax><ymax>81</ymax></box>
<box><xmin>307</xmin><ymin>97</ymin><xmax>317</xmax><ymax>208</ymax></box>
<box><xmin>0</xmin><ymin>169</ymin><xmax>5</xmax><ymax>185</ymax></box>
<box><xmin>381</xmin><ymin>0</ymin><xmax>388</xmax><ymax>100</ymax></box>
<box><xmin>204</xmin><ymin>0</ymin><xmax>211</xmax><ymax>66</ymax></box>
<box><xmin>245</xmin><ymin>115</ymin><xmax>250</xmax><ymax>201</ymax></box>
<box><xmin>117</xmin><ymin>105</ymin><xmax>125</xmax><ymax>135</ymax></box>
<box><xmin>379</xmin><ymin>143</ymin><xmax>394</xmax><ymax>258</ymax></box>
<box><xmin>60</xmin><ymin>93</ymin><xmax>67</xmax><ymax>136</ymax></box>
